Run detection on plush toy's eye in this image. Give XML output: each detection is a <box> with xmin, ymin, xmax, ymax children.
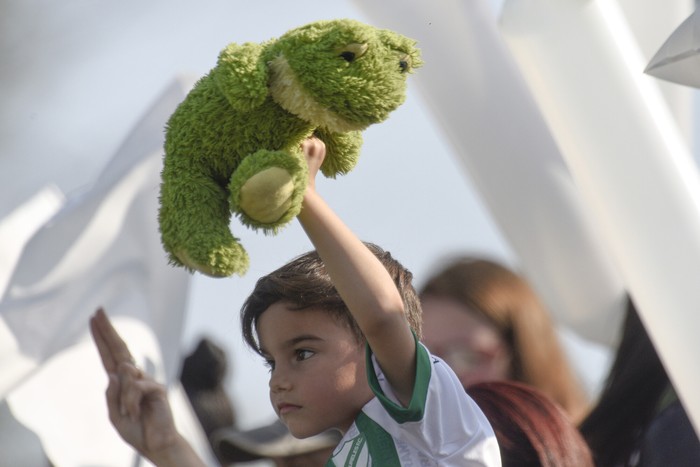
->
<box><xmin>399</xmin><ymin>54</ymin><xmax>412</xmax><ymax>73</ymax></box>
<box><xmin>340</xmin><ymin>51</ymin><xmax>356</xmax><ymax>62</ymax></box>
<box><xmin>339</xmin><ymin>43</ymin><xmax>368</xmax><ymax>63</ymax></box>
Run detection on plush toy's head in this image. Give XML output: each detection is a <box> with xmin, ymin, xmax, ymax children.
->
<box><xmin>265</xmin><ymin>19</ymin><xmax>423</xmax><ymax>133</ymax></box>
<box><xmin>159</xmin><ymin>19</ymin><xmax>421</xmax><ymax>277</ymax></box>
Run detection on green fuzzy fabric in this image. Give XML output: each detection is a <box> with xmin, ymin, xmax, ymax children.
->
<box><xmin>159</xmin><ymin>18</ymin><xmax>421</xmax><ymax>277</ymax></box>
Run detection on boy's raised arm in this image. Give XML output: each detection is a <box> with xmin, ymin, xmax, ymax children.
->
<box><xmin>297</xmin><ymin>138</ymin><xmax>417</xmax><ymax>405</ymax></box>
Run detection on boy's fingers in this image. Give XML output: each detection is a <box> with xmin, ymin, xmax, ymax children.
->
<box><xmin>90</xmin><ymin>310</ymin><xmax>118</xmax><ymax>373</ymax></box>
<box><xmin>120</xmin><ymin>364</ymin><xmax>144</xmax><ymax>422</ymax></box>
<box><xmin>90</xmin><ymin>308</ymin><xmax>136</xmax><ymax>371</ymax></box>
<box><xmin>301</xmin><ymin>137</ymin><xmax>324</xmax><ymax>155</ymax></box>
<box><xmin>105</xmin><ymin>373</ymin><xmax>124</xmax><ymax>424</ymax></box>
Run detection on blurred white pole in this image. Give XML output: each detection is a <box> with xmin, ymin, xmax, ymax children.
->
<box><xmin>500</xmin><ymin>0</ymin><xmax>700</xmax><ymax>435</ymax></box>
<box><xmin>352</xmin><ymin>0</ymin><xmax>626</xmax><ymax>345</ymax></box>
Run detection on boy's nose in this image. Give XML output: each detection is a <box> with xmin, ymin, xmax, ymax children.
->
<box><xmin>269</xmin><ymin>368</ymin><xmax>292</xmax><ymax>392</ymax></box>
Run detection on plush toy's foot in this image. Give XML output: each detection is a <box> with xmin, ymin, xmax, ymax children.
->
<box><xmin>229</xmin><ymin>149</ymin><xmax>308</xmax><ymax>231</ymax></box>
<box><xmin>174</xmin><ymin>241</ymin><xmax>249</xmax><ymax>277</ymax></box>
<box><xmin>239</xmin><ymin>167</ymin><xmax>295</xmax><ymax>223</ymax></box>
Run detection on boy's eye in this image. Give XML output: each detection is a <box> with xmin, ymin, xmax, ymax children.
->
<box><xmin>263</xmin><ymin>358</ymin><xmax>275</xmax><ymax>371</ymax></box>
<box><xmin>295</xmin><ymin>349</ymin><xmax>314</xmax><ymax>361</ymax></box>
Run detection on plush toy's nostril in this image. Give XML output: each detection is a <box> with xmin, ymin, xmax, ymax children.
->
<box><xmin>399</xmin><ymin>54</ymin><xmax>412</xmax><ymax>73</ymax></box>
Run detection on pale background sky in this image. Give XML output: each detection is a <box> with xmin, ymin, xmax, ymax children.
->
<box><xmin>1</xmin><ymin>0</ymin><xmax>696</xmax><ymax>447</ymax></box>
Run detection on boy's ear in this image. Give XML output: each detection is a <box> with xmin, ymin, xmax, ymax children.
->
<box><xmin>214</xmin><ymin>42</ymin><xmax>270</xmax><ymax>112</ymax></box>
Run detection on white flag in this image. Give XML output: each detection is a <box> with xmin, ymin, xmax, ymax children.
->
<box><xmin>352</xmin><ymin>0</ymin><xmax>626</xmax><ymax>345</ymax></box>
<box><xmin>500</xmin><ymin>0</ymin><xmax>700</xmax><ymax>438</ymax></box>
<box><xmin>0</xmin><ymin>77</ymin><xmax>213</xmax><ymax>466</ymax></box>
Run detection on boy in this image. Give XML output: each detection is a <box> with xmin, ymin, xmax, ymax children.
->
<box><xmin>90</xmin><ymin>137</ymin><xmax>501</xmax><ymax>466</ymax></box>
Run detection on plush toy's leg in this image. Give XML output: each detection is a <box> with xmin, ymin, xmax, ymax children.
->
<box><xmin>314</xmin><ymin>128</ymin><xmax>363</xmax><ymax>178</ymax></box>
<box><xmin>159</xmin><ymin>155</ymin><xmax>249</xmax><ymax>277</ymax></box>
<box><xmin>229</xmin><ymin>149</ymin><xmax>308</xmax><ymax>231</ymax></box>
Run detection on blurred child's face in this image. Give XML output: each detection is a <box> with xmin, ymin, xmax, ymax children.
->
<box><xmin>421</xmin><ymin>296</ymin><xmax>512</xmax><ymax>388</ymax></box>
<box><xmin>257</xmin><ymin>301</ymin><xmax>372</xmax><ymax>438</ymax></box>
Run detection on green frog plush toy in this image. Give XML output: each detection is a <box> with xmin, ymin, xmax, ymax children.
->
<box><xmin>159</xmin><ymin>18</ymin><xmax>421</xmax><ymax>277</ymax></box>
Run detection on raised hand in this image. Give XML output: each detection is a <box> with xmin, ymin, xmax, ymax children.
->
<box><xmin>90</xmin><ymin>308</ymin><xmax>204</xmax><ymax>467</ymax></box>
<box><xmin>301</xmin><ymin>136</ymin><xmax>327</xmax><ymax>191</ymax></box>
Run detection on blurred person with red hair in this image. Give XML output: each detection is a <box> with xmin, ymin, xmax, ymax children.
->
<box><xmin>468</xmin><ymin>380</ymin><xmax>594</xmax><ymax>467</ymax></box>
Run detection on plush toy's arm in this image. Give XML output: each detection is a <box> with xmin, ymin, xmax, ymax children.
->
<box><xmin>314</xmin><ymin>128</ymin><xmax>363</xmax><ymax>178</ymax></box>
<box><xmin>214</xmin><ymin>42</ymin><xmax>269</xmax><ymax>112</ymax></box>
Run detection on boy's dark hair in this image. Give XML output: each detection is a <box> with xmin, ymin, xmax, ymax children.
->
<box><xmin>241</xmin><ymin>242</ymin><xmax>422</xmax><ymax>355</ymax></box>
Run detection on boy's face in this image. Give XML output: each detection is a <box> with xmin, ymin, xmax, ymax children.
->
<box><xmin>257</xmin><ymin>301</ymin><xmax>371</xmax><ymax>438</ymax></box>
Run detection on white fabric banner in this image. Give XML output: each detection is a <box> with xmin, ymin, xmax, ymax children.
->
<box><xmin>0</xmin><ymin>186</ymin><xmax>65</xmax><ymax>299</ymax></box>
<box><xmin>352</xmin><ymin>0</ymin><xmax>626</xmax><ymax>345</ymax></box>
<box><xmin>500</xmin><ymin>0</ymin><xmax>700</xmax><ymax>437</ymax></box>
<box><xmin>0</xmin><ymin>77</ymin><xmax>214</xmax><ymax>466</ymax></box>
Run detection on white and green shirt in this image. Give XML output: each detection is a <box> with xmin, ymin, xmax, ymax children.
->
<box><xmin>326</xmin><ymin>339</ymin><xmax>501</xmax><ymax>466</ymax></box>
